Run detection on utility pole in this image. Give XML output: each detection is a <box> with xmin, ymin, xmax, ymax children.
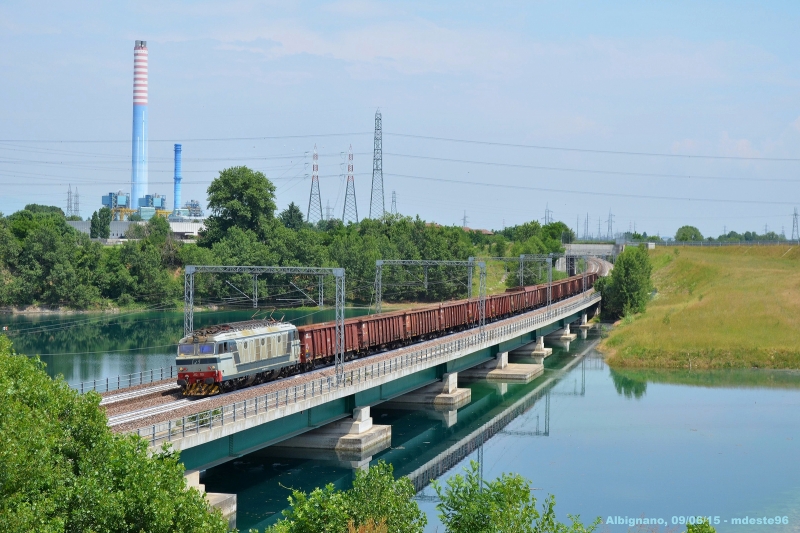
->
<box><xmin>369</xmin><ymin>109</ymin><xmax>385</xmax><ymax>219</ymax></box>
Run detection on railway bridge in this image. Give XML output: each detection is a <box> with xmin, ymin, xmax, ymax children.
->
<box><xmin>102</xmin><ymin>287</ymin><xmax>601</xmax><ymax>472</ymax></box>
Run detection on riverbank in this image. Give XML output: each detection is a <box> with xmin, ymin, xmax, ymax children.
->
<box><xmin>602</xmin><ymin>245</ymin><xmax>800</xmax><ymax>369</ymax></box>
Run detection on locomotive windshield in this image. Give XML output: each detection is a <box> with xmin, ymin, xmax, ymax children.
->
<box><xmin>178</xmin><ymin>343</ymin><xmax>215</xmax><ymax>356</ymax></box>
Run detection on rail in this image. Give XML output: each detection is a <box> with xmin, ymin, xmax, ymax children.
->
<box><xmin>132</xmin><ymin>291</ymin><xmax>601</xmax><ymax>446</ymax></box>
<box><xmin>71</xmin><ymin>366</ymin><xmax>179</xmax><ymax>394</ymax></box>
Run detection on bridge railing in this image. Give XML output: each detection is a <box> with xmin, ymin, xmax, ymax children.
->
<box><xmin>71</xmin><ymin>366</ymin><xmax>179</xmax><ymax>394</ymax></box>
<box><xmin>133</xmin><ymin>291</ymin><xmax>601</xmax><ymax>447</ymax></box>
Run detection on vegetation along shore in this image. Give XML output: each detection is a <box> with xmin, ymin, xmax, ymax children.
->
<box><xmin>601</xmin><ymin>245</ymin><xmax>800</xmax><ymax>370</ymax></box>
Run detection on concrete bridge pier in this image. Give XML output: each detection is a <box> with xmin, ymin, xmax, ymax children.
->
<box><xmin>392</xmin><ymin>372</ymin><xmax>471</xmax><ymax>407</ymax></box>
<box><xmin>578</xmin><ymin>312</ymin><xmax>593</xmax><ymax>330</ymax></box>
<box><xmin>184</xmin><ymin>471</ymin><xmax>237</xmax><ymax>529</ymax></box>
<box><xmin>510</xmin><ymin>336</ymin><xmax>553</xmax><ymax>363</ymax></box>
<box><xmin>553</xmin><ymin>322</ymin><xmax>578</xmax><ymax>341</ymax></box>
<box><xmin>269</xmin><ymin>406</ymin><xmax>391</xmax><ymax>460</ymax></box>
<box><xmin>461</xmin><ymin>352</ymin><xmax>542</xmax><ymax>383</ymax></box>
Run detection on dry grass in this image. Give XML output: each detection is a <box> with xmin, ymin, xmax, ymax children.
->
<box><xmin>603</xmin><ymin>245</ymin><xmax>800</xmax><ymax>369</ymax></box>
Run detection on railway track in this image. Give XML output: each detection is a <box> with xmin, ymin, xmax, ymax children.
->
<box><xmin>99</xmin><ymin>383</ymin><xmax>178</xmax><ymax>406</ymax></box>
<box><xmin>107</xmin><ymin>396</ymin><xmax>213</xmax><ymax>427</ymax></box>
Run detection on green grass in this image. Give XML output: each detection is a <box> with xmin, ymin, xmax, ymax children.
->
<box><xmin>603</xmin><ymin>245</ymin><xmax>800</xmax><ymax>369</ymax></box>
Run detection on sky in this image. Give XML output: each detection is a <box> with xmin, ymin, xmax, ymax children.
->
<box><xmin>2</xmin><ymin>0</ymin><xmax>800</xmax><ymax>238</ymax></box>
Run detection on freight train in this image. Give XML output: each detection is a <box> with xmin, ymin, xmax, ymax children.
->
<box><xmin>176</xmin><ymin>271</ymin><xmax>598</xmax><ymax>396</ymax></box>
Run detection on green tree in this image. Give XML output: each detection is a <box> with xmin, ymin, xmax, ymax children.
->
<box><xmin>279</xmin><ymin>202</ymin><xmax>307</xmax><ymax>230</ymax></box>
<box><xmin>269</xmin><ymin>461</ymin><xmax>426</xmax><ymax>533</ymax></box>
<box><xmin>433</xmin><ymin>461</ymin><xmax>600</xmax><ymax>533</ymax></box>
<box><xmin>90</xmin><ymin>210</ymin><xmax>101</xmax><ymax>238</ymax></box>
<box><xmin>0</xmin><ymin>336</ymin><xmax>228</xmax><ymax>533</ymax></box>
<box><xmin>24</xmin><ymin>204</ymin><xmax>65</xmax><ymax>216</ymax></box>
<box><xmin>675</xmin><ymin>225</ymin><xmax>703</xmax><ymax>241</ymax></box>
<box><xmin>200</xmin><ymin>166</ymin><xmax>277</xmax><ymax>245</ymax></box>
<box><xmin>97</xmin><ymin>206</ymin><xmax>112</xmax><ymax>238</ymax></box>
<box><xmin>594</xmin><ymin>243</ymin><xmax>653</xmax><ymax>318</ymax></box>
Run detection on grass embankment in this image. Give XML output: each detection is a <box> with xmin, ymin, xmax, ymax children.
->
<box><xmin>603</xmin><ymin>246</ymin><xmax>800</xmax><ymax>369</ymax></box>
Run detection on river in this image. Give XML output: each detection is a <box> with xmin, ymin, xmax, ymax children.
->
<box><xmin>3</xmin><ymin>312</ymin><xmax>799</xmax><ymax>532</ymax></box>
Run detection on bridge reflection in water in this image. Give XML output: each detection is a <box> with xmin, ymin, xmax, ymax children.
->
<box><xmin>201</xmin><ymin>332</ymin><xmax>602</xmax><ymax>531</ymax></box>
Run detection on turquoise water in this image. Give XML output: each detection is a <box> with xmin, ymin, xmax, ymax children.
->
<box><xmin>4</xmin><ymin>312</ymin><xmax>799</xmax><ymax>532</ymax></box>
<box><xmin>200</xmin><ymin>332</ymin><xmax>800</xmax><ymax>532</ymax></box>
<box><xmin>0</xmin><ymin>308</ymin><xmax>372</xmax><ymax>384</ymax></box>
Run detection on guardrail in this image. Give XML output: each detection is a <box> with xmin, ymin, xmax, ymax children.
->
<box><xmin>72</xmin><ymin>366</ymin><xmax>179</xmax><ymax>394</ymax></box>
<box><xmin>133</xmin><ymin>291</ymin><xmax>601</xmax><ymax>446</ymax></box>
<box><xmin>659</xmin><ymin>241</ymin><xmax>793</xmax><ymax>247</ymax></box>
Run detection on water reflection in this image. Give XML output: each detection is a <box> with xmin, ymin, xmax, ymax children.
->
<box><xmin>203</xmin><ymin>334</ymin><xmax>598</xmax><ymax>531</ymax></box>
<box><xmin>610</xmin><ymin>370</ymin><xmax>648</xmax><ymax>399</ymax></box>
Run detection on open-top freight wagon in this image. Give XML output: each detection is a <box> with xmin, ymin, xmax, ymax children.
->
<box><xmin>176</xmin><ymin>271</ymin><xmax>597</xmax><ymax>395</ymax></box>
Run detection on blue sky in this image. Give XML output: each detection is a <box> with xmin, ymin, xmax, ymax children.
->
<box><xmin>2</xmin><ymin>1</ymin><xmax>800</xmax><ymax>237</ymax></box>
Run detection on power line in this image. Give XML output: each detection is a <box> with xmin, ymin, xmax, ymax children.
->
<box><xmin>382</xmin><ymin>172</ymin><xmax>800</xmax><ymax>206</ymax></box>
<box><xmin>384</xmin><ymin>133</ymin><xmax>800</xmax><ymax>162</ymax></box>
<box><xmin>0</xmin><ymin>132</ymin><xmax>373</xmax><ymax>143</ymax></box>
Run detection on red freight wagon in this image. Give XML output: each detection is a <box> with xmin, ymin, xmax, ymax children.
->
<box><xmin>298</xmin><ymin>272</ymin><xmax>598</xmax><ymax>362</ymax></box>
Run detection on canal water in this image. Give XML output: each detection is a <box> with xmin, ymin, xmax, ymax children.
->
<box><xmin>0</xmin><ymin>308</ymin><xmax>373</xmax><ymax>385</ymax></box>
<box><xmin>200</xmin><ymin>330</ymin><xmax>800</xmax><ymax>533</ymax></box>
<box><xmin>4</xmin><ymin>313</ymin><xmax>799</xmax><ymax>532</ymax></box>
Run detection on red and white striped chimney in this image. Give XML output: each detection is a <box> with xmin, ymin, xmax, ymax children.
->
<box><xmin>133</xmin><ymin>41</ymin><xmax>148</xmax><ymax>105</ymax></box>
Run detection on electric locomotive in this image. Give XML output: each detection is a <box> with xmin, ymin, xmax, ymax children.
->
<box><xmin>176</xmin><ymin>319</ymin><xmax>300</xmax><ymax>396</ymax></box>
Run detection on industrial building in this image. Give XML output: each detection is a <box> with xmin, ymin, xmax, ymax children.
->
<box><xmin>97</xmin><ymin>41</ymin><xmax>204</xmax><ymax>222</ymax></box>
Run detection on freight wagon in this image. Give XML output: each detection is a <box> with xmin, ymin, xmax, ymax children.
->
<box><xmin>176</xmin><ymin>271</ymin><xmax>597</xmax><ymax>395</ymax></box>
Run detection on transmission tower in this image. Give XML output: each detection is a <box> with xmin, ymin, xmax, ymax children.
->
<box><xmin>325</xmin><ymin>200</ymin><xmax>334</xmax><ymax>221</ymax></box>
<box><xmin>792</xmin><ymin>208</ymin><xmax>799</xmax><ymax>243</ymax></box>
<box><xmin>342</xmin><ymin>145</ymin><xmax>358</xmax><ymax>224</ymax></box>
<box><xmin>390</xmin><ymin>190</ymin><xmax>398</xmax><ymax>215</ymax></box>
<box><xmin>66</xmin><ymin>185</ymin><xmax>73</xmax><ymax>217</ymax></box>
<box><xmin>462</xmin><ymin>211</ymin><xmax>469</xmax><ymax>228</ymax></box>
<box><xmin>544</xmin><ymin>204</ymin><xmax>553</xmax><ymax>224</ymax></box>
<box><xmin>307</xmin><ymin>145</ymin><xmax>323</xmax><ymax>224</ymax></box>
<box><xmin>584</xmin><ymin>213</ymin><xmax>589</xmax><ymax>240</ymax></box>
<box><xmin>607</xmin><ymin>211</ymin><xmax>614</xmax><ymax>240</ymax></box>
<box><xmin>73</xmin><ymin>188</ymin><xmax>80</xmax><ymax>218</ymax></box>
<box><xmin>597</xmin><ymin>217</ymin><xmax>601</xmax><ymax>241</ymax></box>
<box><xmin>369</xmin><ymin>109</ymin><xmax>385</xmax><ymax>219</ymax></box>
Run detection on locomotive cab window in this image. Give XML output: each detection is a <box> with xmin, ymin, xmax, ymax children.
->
<box><xmin>199</xmin><ymin>343</ymin><xmax>215</xmax><ymax>354</ymax></box>
<box><xmin>178</xmin><ymin>344</ymin><xmax>194</xmax><ymax>355</ymax></box>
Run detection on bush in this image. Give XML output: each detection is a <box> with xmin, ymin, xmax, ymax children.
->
<box><xmin>267</xmin><ymin>461</ymin><xmax>426</xmax><ymax>533</ymax></box>
<box><xmin>0</xmin><ymin>336</ymin><xmax>227</xmax><ymax>533</ymax></box>
<box><xmin>595</xmin><ymin>244</ymin><xmax>653</xmax><ymax>318</ymax></box>
<box><xmin>433</xmin><ymin>461</ymin><xmax>600</xmax><ymax>533</ymax></box>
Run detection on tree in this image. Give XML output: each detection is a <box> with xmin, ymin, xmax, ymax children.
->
<box><xmin>433</xmin><ymin>461</ymin><xmax>600</xmax><ymax>533</ymax></box>
<box><xmin>268</xmin><ymin>461</ymin><xmax>426</xmax><ymax>533</ymax></box>
<box><xmin>90</xmin><ymin>210</ymin><xmax>101</xmax><ymax>238</ymax></box>
<box><xmin>0</xmin><ymin>336</ymin><xmax>228</xmax><ymax>533</ymax></box>
<box><xmin>200</xmin><ymin>166</ymin><xmax>277</xmax><ymax>246</ymax></box>
<box><xmin>279</xmin><ymin>202</ymin><xmax>307</xmax><ymax>230</ymax></box>
<box><xmin>675</xmin><ymin>225</ymin><xmax>703</xmax><ymax>242</ymax></box>
<box><xmin>97</xmin><ymin>206</ymin><xmax>112</xmax><ymax>238</ymax></box>
<box><xmin>24</xmin><ymin>204</ymin><xmax>65</xmax><ymax>216</ymax></box>
<box><xmin>594</xmin><ymin>243</ymin><xmax>653</xmax><ymax>318</ymax></box>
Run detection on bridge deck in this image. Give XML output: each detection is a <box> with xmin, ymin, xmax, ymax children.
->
<box><xmin>129</xmin><ymin>291</ymin><xmax>600</xmax><ymax>469</ymax></box>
